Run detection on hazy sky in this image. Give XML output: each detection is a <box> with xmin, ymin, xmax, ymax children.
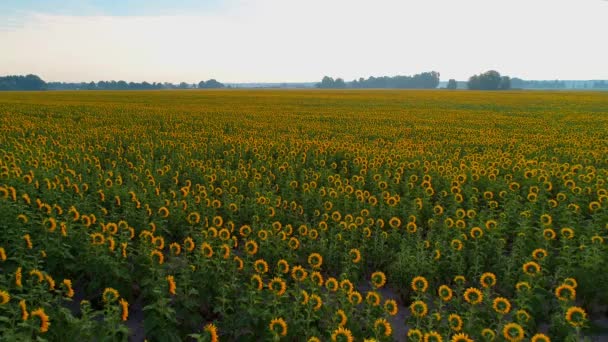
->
<box><xmin>1</xmin><ymin>0</ymin><xmax>607</xmax><ymax>83</ymax></box>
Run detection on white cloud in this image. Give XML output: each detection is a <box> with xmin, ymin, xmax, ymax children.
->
<box><xmin>0</xmin><ymin>0</ymin><xmax>606</xmax><ymax>82</ymax></box>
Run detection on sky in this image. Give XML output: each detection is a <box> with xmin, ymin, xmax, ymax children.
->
<box><xmin>0</xmin><ymin>0</ymin><xmax>607</xmax><ymax>83</ymax></box>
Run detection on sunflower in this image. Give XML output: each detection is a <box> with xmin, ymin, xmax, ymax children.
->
<box><xmin>15</xmin><ymin>267</ymin><xmax>22</xmax><ymax>287</ymax></box>
<box><xmin>560</xmin><ymin>228</ymin><xmax>575</xmax><ymax>239</ymax></box>
<box><xmin>410</xmin><ymin>300</ymin><xmax>428</xmax><ymax>318</ymax></box>
<box><xmin>481</xmin><ymin>328</ymin><xmax>496</xmax><ymax>341</ymax></box>
<box><xmin>245</xmin><ymin>240</ymin><xmax>258</xmax><ymax>255</ymax></box>
<box><xmin>515</xmin><ymin>281</ymin><xmax>531</xmax><ymax>292</ymax></box>
<box><xmin>555</xmin><ymin>284</ymin><xmax>576</xmax><ymax>301</ymax></box>
<box><xmin>233</xmin><ymin>256</ymin><xmax>244</xmax><ymax>270</ymax></box>
<box><xmin>325</xmin><ymin>277</ymin><xmax>339</xmax><ymax>292</ymax></box>
<box><xmin>438</xmin><ymin>285</ymin><xmax>453</xmax><ymax>302</ymax></box>
<box><xmin>366</xmin><ymin>291</ymin><xmax>381</xmax><ymax>306</ymax></box>
<box><xmin>269</xmin><ymin>277</ymin><xmax>287</xmax><ymax>296</ymax></box>
<box><xmin>448</xmin><ymin>313</ymin><xmax>463</xmax><ymax>331</ymax></box>
<box><xmin>424</xmin><ymin>331</ymin><xmax>443</xmax><ymax>342</ymax></box>
<box><xmin>307</xmin><ymin>253</ymin><xmax>323</xmax><ymax>269</ymax></box>
<box><xmin>388</xmin><ymin>216</ymin><xmax>401</xmax><ymax>229</ymax></box>
<box><xmin>30</xmin><ymin>269</ymin><xmax>44</xmax><ymax>283</ymax></box>
<box><xmin>451</xmin><ymin>333</ymin><xmax>473</xmax><ymax>342</ymax></box>
<box><xmin>411</xmin><ymin>276</ymin><xmax>429</xmax><ymax>292</ymax></box>
<box><xmin>384</xmin><ymin>299</ymin><xmax>398</xmax><ymax>316</ymax></box>
<box><xmin>516</xmin><ymin>309</ymin><xmax>530</xmax><ymax>323</ymax></box>
<box><xmin>288</xmin><ymin>237</ymin><xmax>300</xmax><ymax>250</ymax></box>
<box><xmin>186</xmin><ymin>212</ymin><xmax>200</xmax><ymax>225</ymax></box>
<box><xmin>31</xmin><ymin>308</ymin><xmax>50</xmax><ymax>333</ymax></box>
<box><xmin>454</xmin><ymin>275</ymin><xmax>466</xmax><ymax>285</ymax></box>
<box><xmin>406</xmin><ymin>221</ymin><xmax>418</xmax><ymax>233</ymax></box>
<box><xmin>158</xmin><ymin>206</ymin><xmax>169</xmax><ymax>218</ymax></box>
<box><xmin>331</xmin><ymin>326</ymin><xmax>354</xmax><ymax>342</ymax></box>
<box><xmin>543</xmin><ymin>228</ymin><xmax>556</xmax><ymax>240</ymax></box>
<box><xmin>492</xmin><ymin>297</ymin><xmax>511</xmax><ymax>314</ymax></box>
<box><xmin>522</xmin><ymin>261</ymin><xmax>541</xmax><ymax>276</ymax></box>
<box><xmin>563</xmin><ymin>278</ymin><xmax>578</xmax><ymax>288</ymax></box>
<box><xmin>90</xmin><ymin>233</ymin><xmax>105</xmax><ymax>245</ymax></box>
<box><xmin>532</xmin><ymin>248</ymin><xmax>548</xmax><ymax>260</ymax></box>
<box><xmin>371</xmin><ymin>271</ymin><xmax>387</xmax><ymax>288</ymax></box>
<box><xmin>218</xmin><ymin>228</ymin><xmax>231</xmax><ymax>241</ymax></box>
<box><xmin>451</xmin><ymin>239</ymin><xmax>463</xmax><ymax>251</ymax></box>
<box><xmin>531</xmin><ymin>333</ymin><xmax>551</xmax><ymax>342</ymax></box>
<box><xmin>480</xmin><ymin>272</ymin><xmax>497</xmax><ymax>288</ymax></box>
<box><xmin>463</xmin><ymin>287</ymin><xmax>483</xmax><ymax>305</ymax></box>
<box><xmin>374</xmin><ymin>318</ymin><xmax>392</xmax><ymax>337</ymax></box>
<box><xmin>470</xmin><ymin>227</ymin><xmax>484</xmax><ymax>239</ymax></box>
<box><xmin>150</xmin><ymin>250</ymin><xmax>164</xmax><ymax>264</ymax></box>
<box><xmin>433</xmin><ymin>205</ymin><xmax>444</xmax><ymax>215</ymax></box>
<box><xmin>271</xmin><ymin>260</ymin><xmax>288</xmax><ymax>275</ymax></box>
<box><xmin>201</xmin><ymin>242</ymin><xmax>214</xmax><ymax>258</ymax></box>
<box><xmin>254</xmin><ymin>259</ymin><xmax>269</xmax><ymax>274</ymax></box>
<box><xmin>335</xmin><ymin>309</ymin><xmax>348</xmax><ymax>326</ymax></box>
<box><xmin>0</xmin><ymin>290</ymin><xmax>10</xmax><ymax>305</ymax></box>
<box><xmin>502</xmin><ymin>322</ymin><xmax>524</xmax><ymax>342</ymax></box>
<box><xmin>250</xmin><ymin>274</ymin><xmax>263</xmax><ymax>291</ymax></box>
<box><xmin>565</xmin><ymin>306</ymin><xmax>587</xmax><ymax>327</ymax></box>
<box><xmin>62</xmin><ymin>279</ymin><xmax>75</xmax><ymax>298</ymax></box>
<box><xmin>103</xmin><ymin>287</ymin><xmax>120</xmax><ymax>303</ymax></box>
<box><xmin>166</xmin><ymin>275</ymin><xmax>176</xmax><ymax>295</ymax></box>
<box><xmin>540</xmin><ymin>214</ymin><xmax>552</xmax><ymax>226</ymax></box>
<box><xmin>349</xmin><ymin>248</ymin><xmax>361</xmax><ymax>263</ymax></box>
<box><xmin>19</xmin><ymin>299</ymin><xmax>28</xmax><ymax>320</ymax></box>
<box><xmin>269</xmin><ymin>317</ymin><xmax>287</xmax><ymax>337</ymax></box>
<box><xmin>152</xmin><ymin>236</ymin><xmax>164</xmax><ymax>250</ymax></box>
<box><xmin>291</xmin><ymin>265</ymin><xmax>308</xmax><ymax>282</ymax></box>
<box><xmin>340</xmin><ymin>279</ymin><xmax>354</xmax><ymax>293</ymax></box>
<box><xmin>408</xmin><ymin>329</ymin><xmax>423</xmax><ymax>341</ymax></box>
<box><xmin>169</xmin><ymin>242</ymin><xmax>181</xmax><ymax>256</ymax></box>
<box><xmin>204</xmin><ymin>323</ymin><xmax>219</xmax><ymax>342</ymax></box>
<box><xmin>348</xmin><ymin>291</ymin><xmax>362</xmax><ymax>305</ymax></box>
<box><xmin>310</xmin><ymin>271</ymin><xmax>324</xmax><ymax>287</ymax></box>
<box><xmin>119</xmin><ymin>298</ymin><xmax>129</xmax><ymax>321</ymax></box>
<box><xmin>309</xmin><ymin>294</ymin><xmax>323</xmax><ymax>311</ymax></box>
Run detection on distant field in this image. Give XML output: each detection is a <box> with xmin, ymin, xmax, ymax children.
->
<box><xmin>1</xmin><ymin>90</ymin><xmax>607</xmax><ymax>341</ymax></box>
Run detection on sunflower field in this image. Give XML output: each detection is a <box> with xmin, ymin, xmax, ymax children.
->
<box><xmin>0</xmin><ymin>90</ymin><xmax>607</xmax><ymax>342</ymax></box>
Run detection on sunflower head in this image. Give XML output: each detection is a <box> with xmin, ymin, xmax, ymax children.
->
<box><xmin>409</xmin><ymin>300</ymin><xmax>428</xmax><ymax>318</ymax></box>
<box><xmin>565</xmin><ymin>306</ymin><xmax>587</xmax><ymax>327</ymax></box>
<box><xmin>463</xmin><ymin>287</ymin><xmax>483</xmax><ymax>305</ymax></box>
<box><xmin>411</xmin><ymin>276</ymin><xmax>429</xmax><ymax>292</ymax></box>
<box><xmin>502</xmin><ymin>322</ymin><xmax>524</xmax><ymax>342</ymax></box>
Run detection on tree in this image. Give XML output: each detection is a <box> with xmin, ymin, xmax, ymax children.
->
<box><xmin>198</xmin><ymin>79</ymin><xmax>225</xmax><ymax>89</ymax></box>
<box><xmin>316</xmin><ymin>76</ymin><xmax>336</xmax><ymax>89</ymax></box>
<box><xmin>467</xmin><ymin>75</ymin><xmax>480</xmax><ymax>90</ymax></box>
<box><xmin>447</xmin><ymin>79</ymin><xmax>457</xmax><ymax>89</ymax></box>
<box><xmin>0</xmin><ymin>74</ymin><xmax>47</xmax><ymax>91</ymax></box>
<box><xmin>467</xmin><ymin>70</ymin><xmax>509</xmax><ymax>90</ymax></box>
<box><xmin>499</xmin><ymin>76</ymin><xmax>511</xmax><ymax>90</ymax></box>
<box><xmin>334</xmin><ymin>78</ymin><xmax>346</xmax><ymax>88</ymax></box>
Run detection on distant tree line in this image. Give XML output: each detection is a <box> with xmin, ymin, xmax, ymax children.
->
<box><xmin>48</xmin><ymin>79</ymin><xmax>225</xmax><ymax>90</ymax></box>
<box><xmin>0</xmin><ymin>75</ymin><xmax>47</xmax><ymax>91</ymax></box>
<box><xmin>593</xmin><ymin>80</ymin><xmax>608</xmax><ymax>89</ymax></box>
<box><xmin>510</xmin><ymin>78</ymin><xmax>565</xmax><ymax>89</ymax></box>
<box><xmin>0</xmin><ymin>74</ymin><xmax>225</xmax><ymax>91</ymax></box>
<box><xmin>316</xmin><ymin>72</ymin><xmax>441</xmax><ymax>89</ymax></box>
